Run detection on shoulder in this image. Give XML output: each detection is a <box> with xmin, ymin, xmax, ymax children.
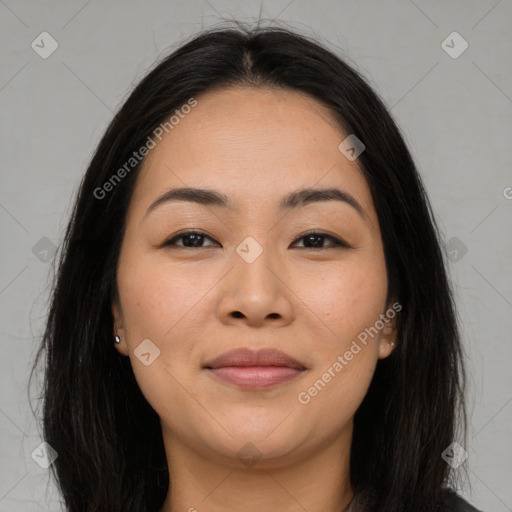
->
<box><xmin>350</xmin><ymin>487</ymin><xmax>484</xmax><ymax>512</ymax></box>
<box><xmin>439</xmin><ymin>488</ymin><xmax>484</xmax><ymax>512</ymax></box>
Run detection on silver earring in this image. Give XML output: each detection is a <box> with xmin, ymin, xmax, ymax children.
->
<box><xmin>114</xmin><ymin>335</ymin><xmax>121</xmax><ymax>344</ymax></box>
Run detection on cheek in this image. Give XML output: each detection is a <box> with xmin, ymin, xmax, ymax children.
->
<box><xmin>117</xmin><ymin>254</ymin><xmax>212</xmax><ymax>340</ymax></box>
<box><xmin>116</xmin><ymin>253</ymin><xmax>216</xmax><ymax>401</ymax></box>
<box><xmin>296</xmin><ymin>357</ymin><xmax>377</xmax><ymax>433</ymax></box>
<box><xmin>116</xmin><ymin>259</ymin><xmax>204</xmax><ymax>424</ymax></box>
<box><xmin>294</xmin><ymin>256</ymin><xmax>387</xmax><ymax>417</ymax></box>
<box><xmin>294</xmin><ymin>265</ymin><xmax>386</xmax><ymax>420</ymax></box>
<box><xmin>295</xmin><ymin>258</ymin><xmax>388</xmax><ymax>340</ymax></box>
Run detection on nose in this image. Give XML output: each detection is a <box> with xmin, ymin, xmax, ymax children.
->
<box><xmin>217</xmin><ymin>242</ymin><xmax>295</xmax><ymax>328</ymax></box>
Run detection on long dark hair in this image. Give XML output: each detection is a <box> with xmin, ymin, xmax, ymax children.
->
<box><xmin>30</xmin><ymin>23</ymin><xmax>468</xmax><ymax>512</ymax></box>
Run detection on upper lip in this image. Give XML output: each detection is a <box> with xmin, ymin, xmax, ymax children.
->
<box><xmin>203</xmin><ymin>348</ymin><xmax>306</xmax><ymax>370</ymax></box>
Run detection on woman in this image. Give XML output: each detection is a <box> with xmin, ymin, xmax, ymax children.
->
<box><xmin>31</xmin><ymin>24</ymin><xmax>483</xmax><ymax>512</ymax></box>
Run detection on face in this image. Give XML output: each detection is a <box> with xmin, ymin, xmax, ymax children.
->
<box><xmin>112</xmin><ymin>86</ymin><xmax>397</xmax><ymax>470</ymax></box>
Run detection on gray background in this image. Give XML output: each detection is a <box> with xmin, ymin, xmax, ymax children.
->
<box><xmin>1</xmin><ymin>1</ymin><xmax>511</xmax><ymax>510</ymax></box>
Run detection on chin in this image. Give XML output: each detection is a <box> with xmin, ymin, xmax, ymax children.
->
<box><xmin>201</xmin><ymin>419</ymin><xmax>312</xmax><ymax>468</ymax></box>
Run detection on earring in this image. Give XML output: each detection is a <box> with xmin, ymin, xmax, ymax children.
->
<box><xmin>114</xmin><ymin>335</ymin><xmax>121</xmax><ymax>344</ymax></box>
<box><xmin>389</xmin><ymin>341</ymin><xmax>396</xmax><ymax>347</ymax></box>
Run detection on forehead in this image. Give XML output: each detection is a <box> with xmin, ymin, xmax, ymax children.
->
<box><xmin>128</xmin><ymin>86</ymin><xmax>377</xmax><ymax>225</ymax></box>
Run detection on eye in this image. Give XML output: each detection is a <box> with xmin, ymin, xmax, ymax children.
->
<box><xmin>162</xmin><ymin>230</ymin><xmax>350</xmax><ymax>250</ymax></box>
<box><xmin>162</xmin><ymin>230</ymin><xmax>220</xmax><ymax>248</ymax></box>
<box><xmin>291</xmin><ymin>230</ymin><xmax>349</xmax><ymax>249</ymax></box>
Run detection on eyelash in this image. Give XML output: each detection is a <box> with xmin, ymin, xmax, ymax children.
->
<box><xmin>162</xmin><ymin>230</ymin><xmax>350</xmax><ymax>250</ymax></box>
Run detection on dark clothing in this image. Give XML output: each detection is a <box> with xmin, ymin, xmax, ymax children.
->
<box><xmin>346</xmin><ymin>487</ymin><xmax>483</xmax><ymax>511</ymax></box>
<box><xmin>437</xmin><ymin>489</ymin><xmax>483</xmax><ymax>511</ymax></box>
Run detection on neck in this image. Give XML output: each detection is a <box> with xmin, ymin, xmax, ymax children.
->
<box><xmin>158</xmin><ymin>423</ymin><xmax>354</xmax><ymax>512</ymax></box>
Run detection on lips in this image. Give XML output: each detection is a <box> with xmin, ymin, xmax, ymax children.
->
<box><xmin>204</xmin><ymin>348</ymin><xmax>306</xmax><ymax>370</ymax></box>
<box><xmin>203</xmin><ymin>348</ymin><xmax>307</xmax><ymax>389</ymax></box>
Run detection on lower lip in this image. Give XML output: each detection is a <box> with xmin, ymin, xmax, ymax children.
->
<box><xmin>206</xmin><ymin>366</ymin><xmax>305</xmax><ymax>389</ymax></box>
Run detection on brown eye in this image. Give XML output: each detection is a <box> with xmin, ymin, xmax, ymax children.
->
<box><xmin>162</xmin><ymin>230</ymin><xmax>349</xmax><ymax>250</ymax></box>
<box><xmin>163</xmin><ymin>231</ymin><xmax>220</xmax><ymax>248</ymax></box>
<box><xmin>292</xmin><ymin>231</ymin><xmax>349</xmax><ymax>249</ymax></box>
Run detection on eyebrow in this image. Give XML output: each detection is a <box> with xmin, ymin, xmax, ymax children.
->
<box><xmin>144</xmin><ymin>186</ymin><xmax>366</xmax><ymax>220</ymax></box>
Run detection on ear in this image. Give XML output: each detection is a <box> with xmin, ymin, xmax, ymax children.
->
<box><xmin>377</xmin><ymin>304</ymin><xmax>399</xmax><ymax>360</ymax></box>
<box><xmin>112</xmin><ymin>298</ymin><xmax>129</xmax><ymax>356</ymax></box>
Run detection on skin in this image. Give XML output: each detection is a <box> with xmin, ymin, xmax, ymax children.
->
<box><xmin>112</xmin><ymin>86</ymin><xmax>398</xmax><ymax>512</ymax></box>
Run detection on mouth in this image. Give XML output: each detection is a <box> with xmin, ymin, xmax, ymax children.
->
<box><xmin>203</xmin><ymin>347</ymin><xmax>307</xmax><ymax>390</ymax></box>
